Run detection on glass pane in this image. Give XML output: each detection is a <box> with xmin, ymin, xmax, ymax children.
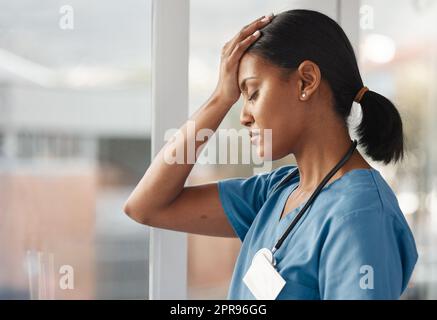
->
<box><xmin>188</xmin><ymin>0</ymin><xmax>337</xmax><ymax>299</ymax></box>
<box><xmin>359</xmin><ymin>0</ymin><xmax>437</xmax><ymax>299</ymax></box>
<box><xmin>0</xmin><ymin>0</ymin><xmax>152</xmax><ymax>299</ymax></box>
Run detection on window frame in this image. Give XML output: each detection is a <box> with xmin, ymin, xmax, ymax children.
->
<box><xmin>149</xmin><ymin>0</ymin><xmax>190</xmax><ymax>299</ymax></box>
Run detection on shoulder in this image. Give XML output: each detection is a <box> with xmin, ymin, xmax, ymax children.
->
<box><xmin>323</xmin><ymin>169</ymin><xmax>412</xmax><ymax>231</ymax></box>
<box><xmin>217</xmin><ymin>164</ymin><xmax>297</xmax><ymax>208</ymax></box>
<box><xmin>218</xmin><ymin>164</ymin><xmax>296</xmax><ymax>191</ymax></box>
<box><xmin>318</xmin><ymin>169</ymin><xmax>379</xmax><ymax>220</ymax></box>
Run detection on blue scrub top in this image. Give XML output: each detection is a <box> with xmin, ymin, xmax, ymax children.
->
<box><xmin>217</xmin><ymin>165</ymin><xmax>418</xmax><ymax>300</ymax></box>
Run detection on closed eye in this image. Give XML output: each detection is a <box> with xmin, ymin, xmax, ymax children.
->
<box><xmin>248</xmin><ymin>90</ymin><xmax>259</xmax><ymax>102</ymax></box>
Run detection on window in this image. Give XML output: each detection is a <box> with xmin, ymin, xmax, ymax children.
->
<box><xmin>358</xmin><ymin>0</ymin><xmax>437</xmax><ymax>299</ymax></box>
<box><xmin>0</xmin><ymin>0</ymin><xmax>151</xmax><ymax>299</ymax></box>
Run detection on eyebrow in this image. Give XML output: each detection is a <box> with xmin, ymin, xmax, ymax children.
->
<box><xmin>239</xmin><ymin>76</ymin><xmax>258</xmax><ymax>93</ymax></box>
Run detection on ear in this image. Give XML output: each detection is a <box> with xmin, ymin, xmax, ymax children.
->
<box><xmin>297</xmin><ymin>60</ymin><xmax>321</xmax><ymax>101</ymax></box>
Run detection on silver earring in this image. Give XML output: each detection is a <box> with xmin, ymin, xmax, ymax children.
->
<box><xmin>301</xmin><ymin>92</ymin><xmax>306</xmax><ymax>98</ymax></box>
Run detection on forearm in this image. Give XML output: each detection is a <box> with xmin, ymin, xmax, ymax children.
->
<box><xmin>124</xmin><ymin>14</ymin><xmax>272</xmax><ymax>222</ymax></box>
<box><xmin>124</xmin><ymin>93</ymin><xmax>231</xmax><ymax>218</ymax></box>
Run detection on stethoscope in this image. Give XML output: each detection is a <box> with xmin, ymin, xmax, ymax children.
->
<box><xmin>262</xmin><ymin>139</ymin><xmax>358</xmax><ymax>267</ymax></box>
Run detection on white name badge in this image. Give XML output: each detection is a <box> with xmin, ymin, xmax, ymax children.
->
<box><xmin>242</xmin><ymin>248</ymin><xmax>286</xmax><ymax>300</ymax></box>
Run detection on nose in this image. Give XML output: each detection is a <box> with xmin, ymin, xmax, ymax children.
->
<box><xmin>240</xmin><ymin>103</ymin><xmax>254</xmax><ymax>127</ymax></box>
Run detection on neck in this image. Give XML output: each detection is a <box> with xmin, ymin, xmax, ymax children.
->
<box><xmin>293</xmin><ymin>122</ymin><xmax>371</xmax><ymax>192</ymax></box>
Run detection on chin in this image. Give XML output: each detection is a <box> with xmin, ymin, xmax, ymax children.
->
<box><xmin>269</xmin><ymin>147</ymin><xmax>292</xmax><ymax>161</ymax></box>
<box><xmin>256</xmin><ymin>144</ymin><xmax>280</xmax><ymax>161</ymax></box>
<box><xmin>255</xmin><ymin>138</ymin><xmax>289</xmax><ymax>161</ymax></box>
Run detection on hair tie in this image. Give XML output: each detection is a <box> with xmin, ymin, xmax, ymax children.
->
<box><xmin>354</xmin><ymin>86</ymin><xmax>369</xmax><ymax>104</ymax></box>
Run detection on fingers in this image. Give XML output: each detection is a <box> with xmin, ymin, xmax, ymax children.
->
<box><xmin>240</xmin><ymin>13</ymin><xmax>273</xmax><ymax>40</ymax></box>
<box><xmin>224</xmin><ymin>14</ymin><xmax>273</xmax><ymax>56</ymax></box>
<box><xmin>228</xmin><ymin>30</ymin><xmax>261</xmax><ymax>64</ymax></box>
<box><xmin>242</xmin><ymin>14</ymin><xmax>272</xmax><ymax>32</ymax></box>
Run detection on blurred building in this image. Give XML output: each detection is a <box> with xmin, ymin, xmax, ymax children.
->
<box><xmin>0</xmin><ymin>0</ymin><xmax>151</xmax><ymax>299</ymax></box>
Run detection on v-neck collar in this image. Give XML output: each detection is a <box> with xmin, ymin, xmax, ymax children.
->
<box><xmin>275</xmin><ymin>167</ymin><xmax>379</xmax><ymax>224</ymax></box>
<box><xmin>277</xmin><ymin>183</ymin><xmax>303</xmax><ymax>223</ymax></box>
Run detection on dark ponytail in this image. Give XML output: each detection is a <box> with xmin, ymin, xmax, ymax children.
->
<box><xmin>247</xmin><ymin>9</ymin><xmax>405</xmax><ymax>164</ymax></box>
<box><xmin>357</xmin><ymin>90</ymin><xmax>404</xmax><ymax>164</ymax></box>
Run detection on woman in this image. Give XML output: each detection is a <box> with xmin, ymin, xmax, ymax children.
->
<box><xmin>124</xmin><ymin>10</ymin><xmax>418</xmax><ymax>300</ymax></box>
